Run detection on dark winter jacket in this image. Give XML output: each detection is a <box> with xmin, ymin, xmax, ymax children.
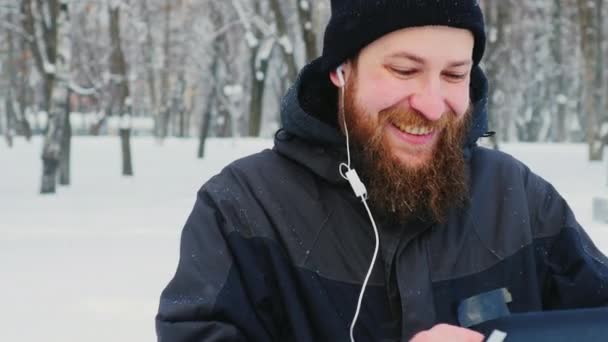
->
<box><xmin>156</xmin><ymin>61</ymin><xmax>608</xmax><ymax>341</ymax></box>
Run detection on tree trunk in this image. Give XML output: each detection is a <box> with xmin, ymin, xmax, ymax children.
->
<box><xmin>198</xmin><ymin>90</ymin><xmax>214</xmax><ymax>159</ymax></box>
<box><xmin>480</xmin><ymin>0</ymin><xmax>508</xmax><ymax>149</ymax></box>
<box><xmin>41</xmin><ymin>149</ymin><xmax>60</xmax><ymax>194</ymax></box>
<box><xmin>120</xmin><ymin>126</ymin><xmax>133</xmax><ymax>176</ymax></box>
<box><xmin>198</xmin><ymin>39</ymin><xmax>222</xmax><ymax>157</ymax></box>
<box><xmin>218</xmin><ymin>99</ymin><xmax>232</xmax><ymax>138</ymax></box>
<box><xmin>577</xmin><ymin>0</ymin><xmax>604</xmax><ymax>160</ymax></box>
<box><xmin>159</xmin><ymin>0</ymin><xmax>172</xmax><ymax>140</ymax></box>
<box><xmin>592</xmin><ymin>0</ymin><xmax>604</xmax><ymax>158</ymax></box>
<box><xmin>0</xmin><ymin>99</ymin><xmax>4</xmax><ymax>142</ymax></box>
<box><xmin>40</xmin><ymin>106</ymin><xmax>63</xmax><ymax>193</ymax></box>
<box><xmin>41</xmin><ymin>89</ymin><xmax>65</xmax><ymax>194</ymax></box>
<box><xmin>22</xmin><ymin>0</ymin><xmax>63</xmax><ymax>194</ymax></box>
<box><xmin>248</xmin><ymin>41</ymin><xmax>273</xmax><ymax>137</ymax></box>
<box><xmin>174</xmin><ymin>71</ymin><xmax>187</xmax><ymax>137</ymax></box>
<box><xmin>109</xmin><ymin>6</ymin><xmax>134</xmax><ymax>176</ymax></box>
<box><xmin>59</xmin><ymin>88</ymin><xmax>71</xmax><ymax>185</ymax></box>
<box><xmin>296</xmin><ymin>0</ymin><xmax>318</xmax><ymax>63</ymax></box>
<box><xmin>4</xmin><ymin>96</ymin><xmax>15</xmax><ymax>148</ymax></box>
<box><xmin>142</xmin><ymin>0</ymin><xmax>159</xmax><ymax>121</ymax></box>
<box><xmin>268</xmin><ymin>0</ymin><xmax>298</xmax><ymax>82</ymax></box>
<box><xmin>16</xmin><ymin>31</ymin><xmax>32</xmax><ymax>141</ymax></box>
<box><xmin>5</xmin><ymin>9</ymin><xmax>18</xmax><ymax>147</ymax></box>
<box><xmin>551</xmin><ymin>0</ymin><xmax>567</xmax><ymax>142</ymax></box>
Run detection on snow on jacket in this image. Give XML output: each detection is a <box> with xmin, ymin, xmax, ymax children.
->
<box><xmin>156</xmin><ymin>63</ymin><xmax>608</xmax><ymax>341</ymax></box>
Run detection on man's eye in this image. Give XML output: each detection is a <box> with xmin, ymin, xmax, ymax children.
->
<box><xmin>443</xmin><ymin>72</ymin><xmax>467</xmax><ymax>80</ymax></box>
<box><xmin>392</xmin><ymin>68</ymin><xmax>417</xmax><ymax>77</ymax></box>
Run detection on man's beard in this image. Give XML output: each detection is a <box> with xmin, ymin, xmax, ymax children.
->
<box><xmin>341</xmin><ymin>82</ymin><xmax>471</xmax><ymax>223</ymax></box>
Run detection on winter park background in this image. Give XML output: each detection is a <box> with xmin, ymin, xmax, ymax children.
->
<box><xmin>1</xmin><ymin>1</ymin><xmax>608</xmax><ymax>341</ymax></box>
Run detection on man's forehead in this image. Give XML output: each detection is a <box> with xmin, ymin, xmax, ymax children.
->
<box><xmin>369</xmin><ymin>26</ymin><xmax>475</xmax><ymax>63</ymax></box>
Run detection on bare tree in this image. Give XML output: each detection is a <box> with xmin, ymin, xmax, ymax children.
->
<box><xmin>234</xmin><ymin>0</ymin><xmax>274</xmax><ymax>137</ymax></box>
<box><xmin>268</xmin><ymin>0</ymin><xmax>297</xmax><ymax>82</ymax></box>
<box><xmin>141</xmin><ymin>0</ymin><xmax>159</xmax><ymax>125</ymax></box>
<box><xmin>296</xmin><ymin>0</ymin><xmax>319</xmax><ymax>63</ymax></box>
<box><xmin>550</xmin><ymin>0</ymin><xmax>567</xmax><ymax>142</ymax></box>
<box><xmin>22</xmin><ymin>0</ymin><xmax>72</xmax><ymax>193</ymax></box>
<box><xmin>481</xmin><ymin>0</ymin><xmax>512</xmax><ymax>149</ymax></box>
<box><xmin>158</xmin><ymin>0</ymin><xmax>171</xmax><ymax>140</ymax></box>
<box><xmin>198</xmin><ymin>42</ymin><xmax>220</xmax><ymax>159</ymax></box>
<box><xmin>577</xmin><ymin>0</ymin><xmax>605</xmax><ymax>160</ymax></box>
<box><xmin>3</xmin><ymin>0</ymin><xmax>608</xmax><ymax>175</ymax></box>
<box><xmin>108</xmin><ymin>3</ymin><xmax>133</xmax><ymax>176</ymax></box>
<box><xmin>4</xmin><ymin>8</ymin><xmax>26</xmax><ymax>147</ymax></box>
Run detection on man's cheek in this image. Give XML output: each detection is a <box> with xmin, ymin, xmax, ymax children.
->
<box><xmin>446</xmin><ymin>90</ymin><xmax>471</xmax><ymax>117</ymax></box>
<box><xmin>361</xmin><ymin>82</ymin><xmax>412</xmax><ymax>113</ymax></box>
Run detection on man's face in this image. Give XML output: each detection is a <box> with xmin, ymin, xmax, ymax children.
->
<box><xmin>333</xmin><ymin>25</ymin><xmax>474</xmax><ymax>168</ymax></box>
<box><xmin>331</xmin><ymin>26</ymin><xmax>475</xmax><ymax>221</ymax></box>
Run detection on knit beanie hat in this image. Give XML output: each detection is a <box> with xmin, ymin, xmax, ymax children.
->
<box><xmin>294</xmin><ymin>0</ymin><xmax>487</xmax><ymax>131</ymax></box>
<box><xmin>321</xmin><ymin>0</ymin><xmax>486</xmax><ymax>72</ymax></box>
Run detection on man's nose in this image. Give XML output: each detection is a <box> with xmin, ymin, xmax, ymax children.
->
<box><xmin>408</xmin><ymin>80</ymin><xmax>446</xmax><ymax>121</ymax></box>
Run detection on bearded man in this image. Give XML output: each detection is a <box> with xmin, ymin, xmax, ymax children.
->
<box><xmin>156</xmin><ymin>1</ymin><xmax>608</xmax><ymax>341</ymax></box>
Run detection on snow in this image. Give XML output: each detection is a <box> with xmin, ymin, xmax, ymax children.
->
<box><xmin>489</xmin><ymin>27</ymin><xmax>498</xmax><ymax>43</ymax></box>
<box><xmin>556</xmin><ymin>94</ymin><xmax>568</xmax><ymax>105</ymax></box>
<box><xmin>245</xmin><ymin>31</ymin><xmax>259</xmax><ymax>48</ymax></box>
<box><xmin>256</xmin><ymin>38</ymin><xmax>275</xmax><ymax>68</ymax></box>
<box><xmin>1</xmin><ymin>138</ymin><xmax>607</xmax><ymax>341</ymax></box>
<box><xmin>43</xmin><ymin>60</ymin><xmax>56</xmax><ymax>75</ymax></box>
<box><xmin>118</xmin><ymin>114</ymin><xmax>132</xmax><ymax>129</ymax></box>
<box><xmin>223</xmin><ymin>84</ymin><xmax>243</xmax><ymax>97</ymax></box>
<box><xmin>41</xmin><ymin>1</ymin><xmax>52</xmax><ymax>31</ymax></box>
<box><xmin>299</xmin><ymin>0</ymin><xmax>310</xmax><ymax>11</ymax></box>
<box><xmin>108</xmin><ymin>0</ymin><xmax>125</xmax><ymax>10</ymax></box>
<box><xmin>0</xmin><ymin>137</ymin><xmax>272</xmax><ymax>342</ymax></box>
<box><xmin>69</xmin><ymin>81</ymin><xmax>97</xmax><ymax>96</ymax></box>
<box><xmin>601</xmin><ymin>123</ymin><xmax>608</xmax><ymax>138</ymax></box>
<box><xmin>278</xmin><ymin>35</ymin><xmax>293</xmax><ymax>55</ymax></box>
<box><xmin>256</xmin><ymin>71</ymin><xmax>265</xmax><ymax>81</ymax></box>
<box><xmin>109</xmin><ymin>73</ymin><xmax>126</xmax><ymax>84</ymax></box>
<box><xmin>25</xmin><ymin>112</ymin><xmax>155</xmax><ymax>135</ymax></box>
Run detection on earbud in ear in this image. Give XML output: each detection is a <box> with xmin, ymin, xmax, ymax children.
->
<box><xmin>336</xmin><ymin>65</ymin><xmax>345</xmax><ymax>87</ymax></box>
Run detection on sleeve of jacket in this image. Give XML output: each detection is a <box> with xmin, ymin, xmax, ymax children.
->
<box><xmin>527</xmin><ymin>171</ymin><xmax>608</xmax><ymax>310</ymax></box>
<box><xmin>155</xmin><ymin>183</ymin><xmax>275</xmax><ymax>341</ymax></box>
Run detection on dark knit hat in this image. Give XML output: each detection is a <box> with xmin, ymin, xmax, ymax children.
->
<box><xmin>320</xmin><ymin>0</ymin><xmax>486</xmax><ymax>73</ymax></box>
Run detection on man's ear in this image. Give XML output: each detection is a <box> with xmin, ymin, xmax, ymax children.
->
<box><xmin>329</xmin><ymin>62</ymin><xmax>350</xmax><ymax>88</ymax></box>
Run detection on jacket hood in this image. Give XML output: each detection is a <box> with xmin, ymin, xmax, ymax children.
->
<box><xmin>280</xmin><ymin>57</ymin><xmax>489</xmax><ymax>149</ymax></box>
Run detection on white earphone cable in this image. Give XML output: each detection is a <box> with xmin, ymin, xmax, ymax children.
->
<box><xmin>349</xmin><ymin>199</ymin><xmax>380</xmax><ymax>342</ymax></box>
<box><xmin>336</xmin><ymin>72</ymin><xmax>381</xmax><ymax>342</ymax></box>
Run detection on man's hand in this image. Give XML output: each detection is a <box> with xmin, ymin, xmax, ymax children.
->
<box><xmin>410</xmin><ymin>324</ymin><xmax>485</xmax><ymax>342</ymax></box>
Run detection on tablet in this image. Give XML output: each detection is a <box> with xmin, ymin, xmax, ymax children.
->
<box><xmin>473</xmin><ymin>307</ymin><xmax>608</xmax><ymax>342</ymax></box>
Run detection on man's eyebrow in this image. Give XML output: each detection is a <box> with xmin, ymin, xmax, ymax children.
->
<box><xmin>388</xmin><ymin>52</ymin><xmax>425</xmax><ymax>64</ymax></box>
<box><xmin>447</xmin><ymin>60</ymin><xmax>472</xmax><ymax>67</ymax></box>
<box><xmin>387</xmin><ymin>52</ymin><xmax>472</xmax><ymax>67</ymax></box>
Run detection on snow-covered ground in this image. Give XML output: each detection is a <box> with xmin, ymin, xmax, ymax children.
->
<box><xmin>1</xmin><ymin>137</ymin><xmax>607</xmax><ymax>342</ymax></box>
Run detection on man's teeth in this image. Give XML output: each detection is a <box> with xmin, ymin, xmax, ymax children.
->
<box><xmin>397</xmin><ymin>124</ymin><xmax>433</xmax><ymax>135</ymax></box>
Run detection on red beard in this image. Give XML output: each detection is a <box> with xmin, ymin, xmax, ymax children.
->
<box><xmin>341</xmin><ymin>79</ymin><xmax>471</xmax><ymax>223</ymax></box>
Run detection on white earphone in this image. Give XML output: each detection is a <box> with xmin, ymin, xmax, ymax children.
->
<box><xmin>336</xmin><ymin>65</ymin><xmax>345</xmax><ymax>87</ymax></box>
